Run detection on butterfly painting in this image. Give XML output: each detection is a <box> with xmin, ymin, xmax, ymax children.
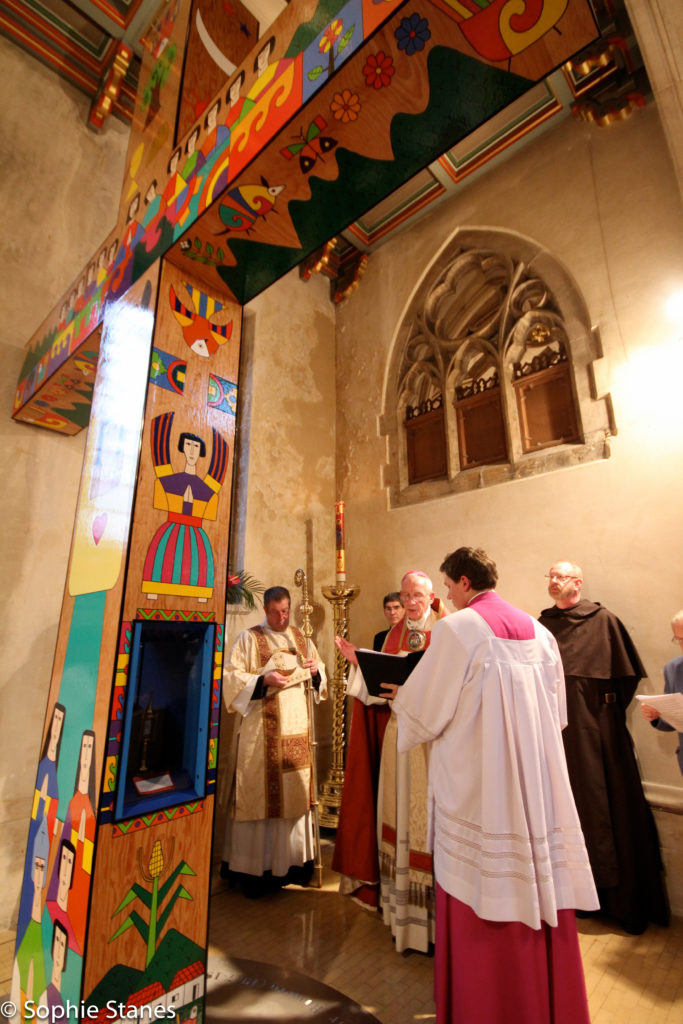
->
<box><xmin>280</xmin><ymin>115</ymin><xmax>338</xmax><ymax>174</ymax></box>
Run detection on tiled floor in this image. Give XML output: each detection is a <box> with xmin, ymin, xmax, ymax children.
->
<box><xmin>205</xmin><ymin>837</ymin><xmax>683</xmax><ymax>1024</ymax></box>
<box><xmin>2</xmin><ymin>837</ymin><xmax>682</xmax><ymax>1022</ymax></box>
<box><xmin>207</xmin><ymin>839</ymin><xmax>434</xmax><ymax>1023</ymax></box>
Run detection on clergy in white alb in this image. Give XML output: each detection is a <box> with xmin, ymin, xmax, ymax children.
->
<box><xmin>222</xmin><ymin>586</ymin><xmax>327</xmax><ymax>894</ymax></box>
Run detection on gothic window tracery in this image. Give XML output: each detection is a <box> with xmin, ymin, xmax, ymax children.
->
<box><xmin>383</xmin><ymin>229</ymin><xmax>613</xmax><ymax>506</ymax></box>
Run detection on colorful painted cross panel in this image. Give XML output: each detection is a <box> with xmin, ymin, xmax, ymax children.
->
<box><xmin>13</xmin><ymin>0</ymin><xmax>599</xmax><ymax>427</ymax></box>
<box><xmin>13</xmin><ymin>227</ymin><xmax>119</xmax><ymax>424</ymax></box>
<box><xmin>13</xmin><ymin>336</ymin><xmax>101</xmax><ymax>435</ymax></box>
<box><xmin>9</xmin><ymin>585</ymin><xmax>118</xmax><ymax>1017</ymax></box>
<box><xmin>170</xmin><ymin>0</ymin><xmax>599</xmax><ymax>302</ymax></box>
<box><xmin>11</xmin><ymin>258</ymin><xmax>239</xmax><ymax>1019</ymax></box>
<box><xmin>82</xmin><ymin>817</ymin><xmax>212</xmax><ymax>1021</ymax></box>
<box><xmin>122</xmin><ymin>261</ymin><xmax>241</xmax><ymax>619</ymax></box>
<box><xmin>10</xmin><ymin>271</ymin><xmax>160</xmax><ymax>1019</ymax></box>
<box><xmin>76</xmin><ymin>260</ymin><xmax>239</xmax><ymax>1014</ymax></box>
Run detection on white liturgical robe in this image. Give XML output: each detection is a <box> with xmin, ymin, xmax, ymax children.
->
<box><xmin>222</xmin><ymin>620</ymin><xmax>327</xmax><ymax>877</ymax></box>
<box><xmin>394</xmin><ymin>598</ymin><xmax>598</xmax><ymax>930</ymax></box>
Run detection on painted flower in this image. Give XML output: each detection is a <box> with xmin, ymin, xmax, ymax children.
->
<box><xmin>320</xmin><ymin>18</ymin><xmax>343</xmax><ymax>54</ymax></box>
<box><xmin>395</xmin><ymin>13</ymin><xmax>431</xmax><ymax>55</ymax></box>
<box><xmin>363</xmin><ymin>51</ymin><xmax>395</xmax><ymax>90</ymax></box>
<box><xmin>330</xmin><ymin>89</ymin><xmax>361</xmax><ymax>123</ymax></box>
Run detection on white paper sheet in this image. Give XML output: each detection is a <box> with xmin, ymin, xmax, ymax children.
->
<box><xmin>636</xmin><ymin>693</ymin><xmax>683</xmax><ymax>731</ymax></box>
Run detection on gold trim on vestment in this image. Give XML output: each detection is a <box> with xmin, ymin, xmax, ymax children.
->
<box><xmin>248</xmin><ymin>624</ymin><xmax>312</xmax><ymax>820</ymax></box>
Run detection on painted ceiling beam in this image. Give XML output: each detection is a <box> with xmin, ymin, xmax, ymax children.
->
<box><xmin>13</xmin><ymin>0</ymin><xmax>601</xmax><ymax>433</ymax></box>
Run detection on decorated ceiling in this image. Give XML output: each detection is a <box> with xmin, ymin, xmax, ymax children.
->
<box><xmin>8</xmin><ymin>0</ymin><xmax>651</xmax><ymax>434</ymax></box>
<box><xmin>1</xmin><ymin>0</ymin><xmax>650</xmax><ymax>247</ymax></box>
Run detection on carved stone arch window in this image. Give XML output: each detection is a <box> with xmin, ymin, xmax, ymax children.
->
<box><xmin>510</xmin><ymin>321</ymin><xmax>581</xmax><ymax>454</ymax></box>
<box><xmin>398</xmin><ymin>334</ymin><xmax>447</xmax><ymax>485</ymax></box>
<box><xmin>381</xmin><ymin>228</ymin><xmax>615</xmax><ymax>508</ymax></box>
<box><xmin>451</xmin><ymin>342</ymin><xmax>508</xmax><ymax>471</ymax></box>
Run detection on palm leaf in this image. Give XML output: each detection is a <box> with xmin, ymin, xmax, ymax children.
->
<box><xmin>226</xmin><ymin>568</ymin><xmax>264</xmax><ymax>610</ymax></box>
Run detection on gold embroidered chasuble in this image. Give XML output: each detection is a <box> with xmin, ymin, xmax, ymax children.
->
<box><xmin>223</xmin><ymin>623</ymin><xmax>326</xmax><ymax>822</ymax></box>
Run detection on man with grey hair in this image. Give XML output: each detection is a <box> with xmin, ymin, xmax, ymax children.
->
<box><xmin>640</xmin><ymin>609</ymin><xmax>683</xmax><ymax>775</ymax></box>
<box><xmin>539</xmin><ymin>561</ymin><xmax>669</xmax><ymax>934</ymax></box>
<box><xmin>334</xmin><ymin>570</ymin><xmax>446</xmax><ymax>952</ymax></box>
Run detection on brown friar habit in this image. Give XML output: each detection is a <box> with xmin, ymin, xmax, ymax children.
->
<box><xmin>539</xmin><ymin>599</ymin><xmax>669</xmax><ymax>933</ymax></box>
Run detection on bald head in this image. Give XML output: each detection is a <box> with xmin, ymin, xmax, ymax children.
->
<box><xmin>401</xmin><ymin>570</ymin><xmax>433</xmax><ymax>592</ymax></box>
<box><xmin>547</xmin><ymin>561</ymin><xmax>583</xmax><ymax>609</ymax></box>
<box><xmin>400</xmin><ymin>571</ymin><xmax>434</xmax><ymax>622</ymax></box>
<box><xmin>672</xmin><ymin>610</ymin><xmax>683</xmax><ymax>650</ymax></box>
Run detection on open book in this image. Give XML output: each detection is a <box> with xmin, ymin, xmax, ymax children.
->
<box><xmin>356</xmin><ymin>648</ymin><xmax>424</xmax><ymax>697</ymax></box>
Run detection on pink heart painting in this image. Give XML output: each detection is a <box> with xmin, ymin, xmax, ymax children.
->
<box><xmin>92</xmin><ymin>513</ymin><xmax>107</xmax><ymax>545</ymax></box>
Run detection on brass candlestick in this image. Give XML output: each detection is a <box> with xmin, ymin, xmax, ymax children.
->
<box><xmin>294</xmin><ymin>568</ymin><xmax>323</xmax><ymax>887</ymax></box>
<box><xmin>319</xmin><ymin>582</ymin><xmax>360</xmax><ymax>827</ymax></box>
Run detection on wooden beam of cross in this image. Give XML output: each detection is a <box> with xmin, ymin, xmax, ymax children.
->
<box><xmin>13</xmin><ymin>0</ymin><xmax>599</xmax><ymax>432</ymax></box>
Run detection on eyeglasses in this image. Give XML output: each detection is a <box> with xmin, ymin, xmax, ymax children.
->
<box><xmin>672</xmin><ymin>635</ymin><xmax>683</xmax><ymax>644</ymax></box>
<box><xmin>545</xmin><ymin>573</ymin><xmax>579</xmax><ymax>584</ymax></box>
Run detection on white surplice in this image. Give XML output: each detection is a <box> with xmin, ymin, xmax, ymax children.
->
<box><xmin>393</xmin><ymin>606</ymin><xmax>598</xmax><ymax>929</ymax></box>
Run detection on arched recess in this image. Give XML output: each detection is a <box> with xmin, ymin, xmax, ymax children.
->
<box><xmin>381</xmin><ymin>227</ymin><xmax>615</xmax><ymax>509</ymax></box>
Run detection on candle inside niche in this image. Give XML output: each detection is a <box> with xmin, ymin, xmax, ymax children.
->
<box><xmin>335</xmin><ymin>500</ymin><xmax>346</xmax><ymax>583</ymax></box>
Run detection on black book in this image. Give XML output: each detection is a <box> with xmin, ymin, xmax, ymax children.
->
<box><xmin>356</xmin><ymin>648</ymin><xmax>424</xmax><ymax>697</ymax></box>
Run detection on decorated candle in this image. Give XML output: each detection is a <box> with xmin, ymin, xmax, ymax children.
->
<box><xmin>335</xmin><ymin>501</ymin><xmax>346</xmax><ymax>583</ymax></box>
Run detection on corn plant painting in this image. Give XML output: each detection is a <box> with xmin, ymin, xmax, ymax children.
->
<box><xmin>110</xmin><ymin>839</ymin><xmax>196</xmax><ymax>967</ymax></box>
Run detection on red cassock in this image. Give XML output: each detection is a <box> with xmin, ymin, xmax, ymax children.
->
<box><xmin>332</xmin><ymin>599</ymin><xmax>445</xmax><ymax>907</ymax></box>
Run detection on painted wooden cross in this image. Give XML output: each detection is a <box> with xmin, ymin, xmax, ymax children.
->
<box><xmin>10</xmin><ymin>1</ymin><xmax>600</xmax><ymax>1020</ymax></box>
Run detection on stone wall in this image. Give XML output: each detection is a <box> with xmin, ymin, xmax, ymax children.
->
<box><xmin>0</xmin><ymin>37</ymin><xmax>129</xmax><ymax>931</ymax></box>
<box><xmin>212</xmin><ymin>269</ymin><xmax>338</xmax><ymax>865</ymax></box>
